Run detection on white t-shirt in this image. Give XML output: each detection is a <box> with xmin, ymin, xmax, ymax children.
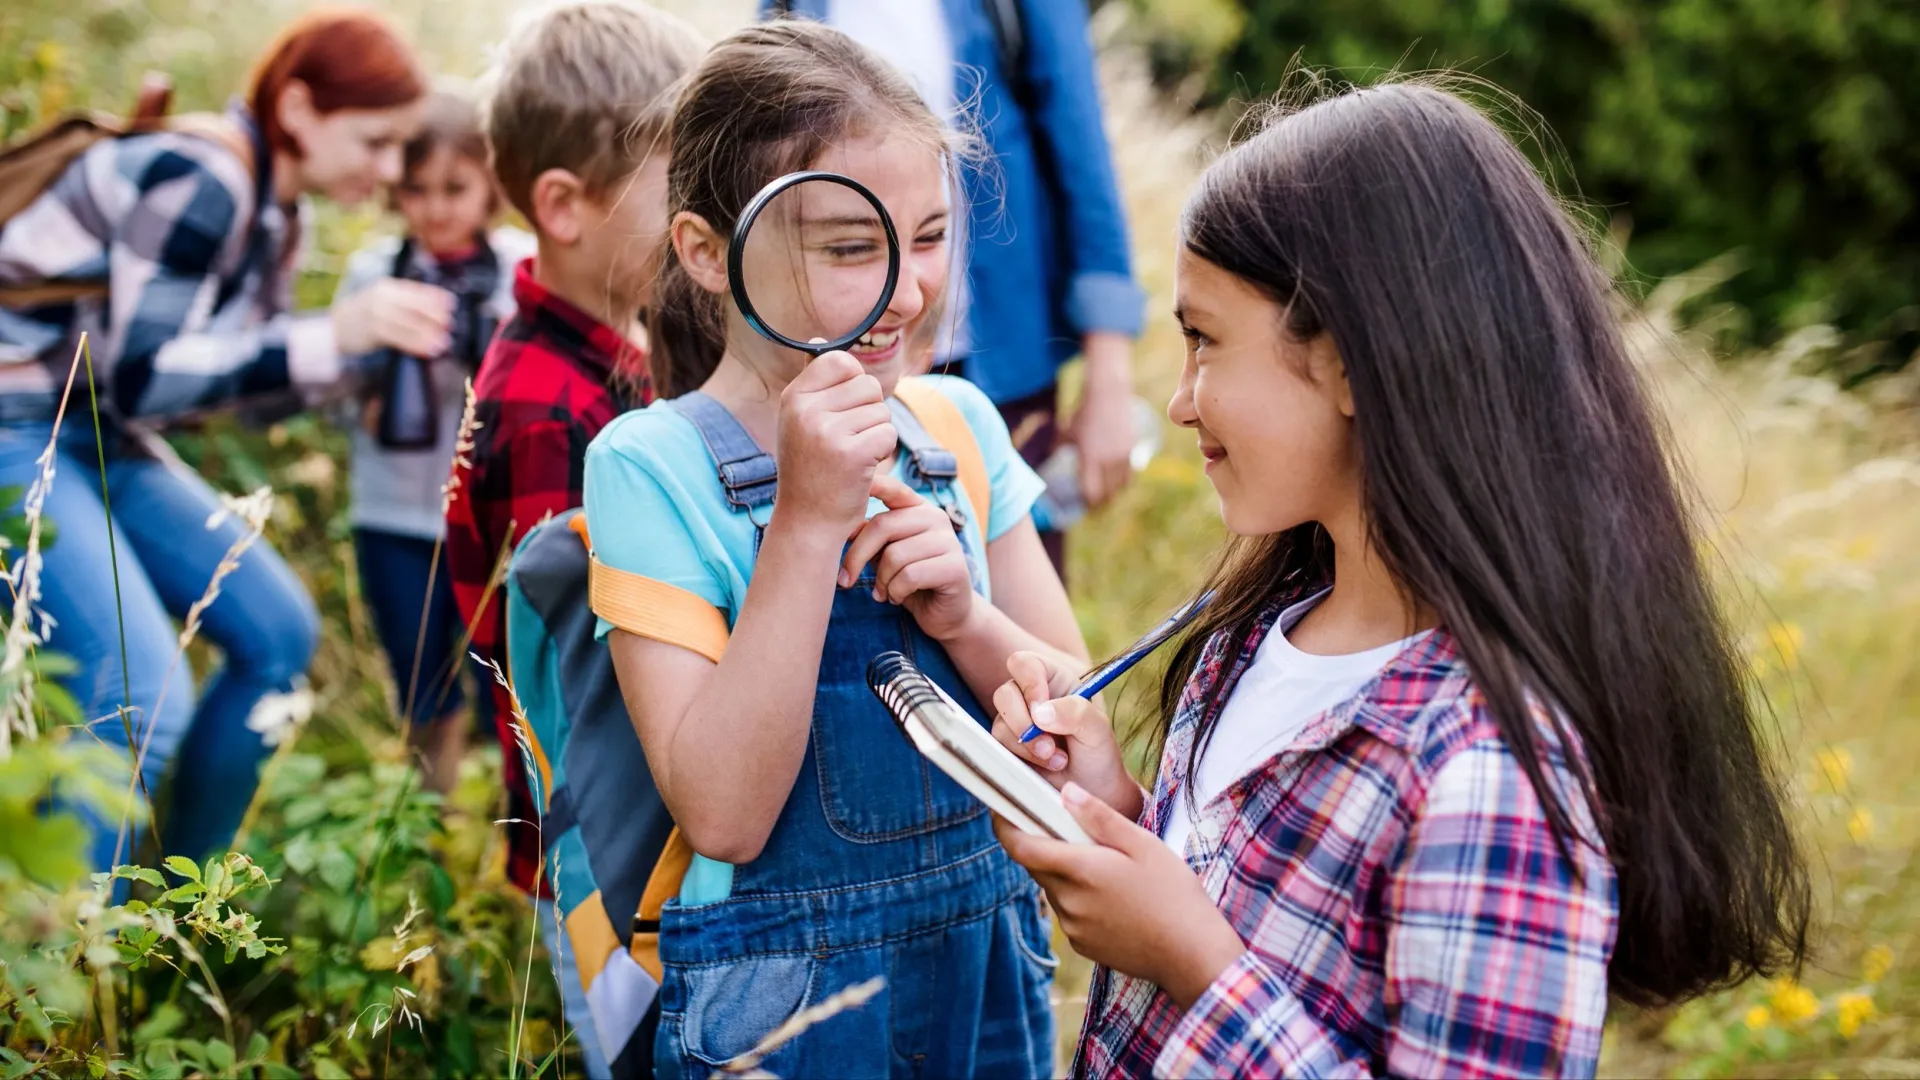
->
<box><xmin>826</xmin><ymin>0</ymin><xmax>955</xmax><ymax>121</ymax></box>
<box><xmin>1161</xmin><ymin>591</ymin><xmax>1428</xmax><ymax>857</ymax></box>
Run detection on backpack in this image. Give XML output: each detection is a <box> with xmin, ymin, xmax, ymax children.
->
<box><xmin>505</xmin><ymin>508</ymin><xmax>682</xmax><ymax>1079</ymax></box>
<box><xmin>500</xmin><ymin>380</ymin><xmax>991</xmax><ymax>1078</ymax></box>
<box><xmin>0</xmin><ymin>73</ymin><xmax>255</xmax><ymax>310</ymax></box>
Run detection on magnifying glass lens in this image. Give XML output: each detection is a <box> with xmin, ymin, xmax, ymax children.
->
<box><xmin>735</xmin><ymin>175</ymin><xmax>897</xmax><ymax>354</ymax></box>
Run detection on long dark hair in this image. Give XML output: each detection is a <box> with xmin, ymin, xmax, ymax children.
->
<box><xmin>649</xmin><ymin>20</ymin><xmax>953</xmax><ymax>398</ymax></box>
<box><xmin>1163</xmin><ymin>80</ymin><xmax>1809</xmax><ymax>1006</ymax></box>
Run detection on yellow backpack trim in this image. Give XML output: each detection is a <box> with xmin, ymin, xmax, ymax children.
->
<box><xmin>627</xmin><ymin>829</ymin><xmax>694</xmax><ymax>981</ymax></box>
<box><xmin>891</xmin><ymin>378</ymin><xmax>992</xmax><ymax>537</ymax></box>
<box><xmin>563</xmin><ymin>890</ymin><xmax>620</xmax><ymax>992</ymax></box>
<box><xmin>574</xmin><ymin>515</ymin><xmax>730</xmax><ymax>663</ymax></box>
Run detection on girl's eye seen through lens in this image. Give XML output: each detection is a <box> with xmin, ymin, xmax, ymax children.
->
<box><xmin>823</xmin><ymin>241</ymin><xmax>881</xmax><ymax>261</ymax></box>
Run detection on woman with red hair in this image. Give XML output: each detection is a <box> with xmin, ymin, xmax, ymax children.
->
<box><xmin>0</xmin><ymin>9</ymin><xmax>438</xmax><ymax>871</ymax></box>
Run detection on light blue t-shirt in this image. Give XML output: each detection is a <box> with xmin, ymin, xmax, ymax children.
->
<box><xmin>582</xmin><ymin>374</ymin><xmax>1045</xmax><ymax>904</ymax></box>
<box><xmin>585</xmin><ymin>374</ymin><xmax>1042</xmax><ymax>636</ymax></box>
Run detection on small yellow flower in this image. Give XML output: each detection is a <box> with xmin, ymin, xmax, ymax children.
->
<box><xmin>1766</xmin><ymin>621</ymin><xmax>1804</xmax><ymax>670</ymax></box>
<box><xmin>1848</xmin><ymin>807</ymin><xmax>1874</xmax><ymax>843</ymax></box>
<box><xmin>1844</xmin><ymin>533</ymin><xmax>1881</xmax><ymax>563</ymax></box>
<box><xmin>1836</xmin><ymin>992</ymin><xmax>1875</xmax><ymax>1039</ymax></box>
<box><xmin>1863</xmin><ymin>944</ymin><xmax>1894</xmax><ymax>983</ymax></box>
<box><xmin>1768</xmin><ymin>979</ymin><xmax>1820</xmax><ymax>1025</ymax></box>
<box><xmin>1813</xmin><ymin>746</ymin><xmax>1853</xmax><ymax>792</ymax></box>
<box><xmin>33</xmin><ymin>41</ymin><xmax>64</xmax><ymax>73</ymax></box>
<box><xmin>1743</xmin><ymin>1005</ymin><xmax>1771</xmax><ymax>1031</ymax></box>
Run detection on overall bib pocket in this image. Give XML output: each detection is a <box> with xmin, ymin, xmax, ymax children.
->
<box><xmin>811</xmin><ymin>599</ymin><xmax>986</xmax><ymax>843</ymax></box>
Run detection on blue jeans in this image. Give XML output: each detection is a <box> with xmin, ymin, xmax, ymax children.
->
<box><xmin>352</xmin><ymin>528</ymin><xmax>467</xmax><ymax>725</ymax></box>
<box><xmin>0</xmin><ymin>422</ymin><xmax>319</xmax><ymax>871</ymax></box>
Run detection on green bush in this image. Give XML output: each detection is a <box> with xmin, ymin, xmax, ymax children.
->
<box><xmin>1205</xmin><ymin>0</ymin><xmax>1920</xmax><ymax>360</ymax></box>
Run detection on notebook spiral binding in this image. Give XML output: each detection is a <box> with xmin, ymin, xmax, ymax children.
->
<box><xmin>865</xmin><ymin>650</ymin><xmax>1092</xmax><ymax>845</ymax></box>
<box><xmin>867</xmin><ymin>651</ymin><xmax>944</xmax><ymax>723</ymax></box>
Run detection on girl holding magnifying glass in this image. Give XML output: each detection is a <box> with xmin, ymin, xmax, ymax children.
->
<box><xmin>583</xmin><ymin>21</ymin><xmax>1085</xmax><ymax>1080</ymax></box>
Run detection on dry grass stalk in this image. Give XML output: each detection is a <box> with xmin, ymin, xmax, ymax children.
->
<box><xmin>441</xmin><ymin>377</ymin><xmax>481</xmax><ymax>517</ymax></box>
<box><xmin>712</xmin><ymin>976</ymin><xmax>887</xmax><ymax>1078</ymax></box>
<box><xmin>0</xmin><ymin>335</ymin><xmax>88</xmax><ymax>754</ymax></box>
<box><xmin>109</xmin><ymin>486</ymin><xmax>274</xmax><ymax>869</ymax></box>
<box><xmin>175</xmin><ymin>486</ymin><xmax>275</xmax><ymax>654</ymax></box>
<box><xmin>390</xmin><ymin>377</ymin><xmax>483</xmax><ymax>730</ymax></box>
<box><xmin>389</xmin><ymin>379</ymin><xmax>483</xmax><ymax>734</ymax></box>
<box><xmin>473</xmin><ymin>652</ymin><xmax>552</xmax><ymax>1080</ymax></box>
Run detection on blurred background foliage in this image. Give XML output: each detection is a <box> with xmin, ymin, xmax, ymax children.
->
<box><xmin>7</xmin><ymin>0</ymin><xmax>1913</xmax><ymax>363</ymax></box>
<box><xmin>1110</xmin><ymin>0</ymin><xmax>1920</xmax><ymax>374</ymax></box>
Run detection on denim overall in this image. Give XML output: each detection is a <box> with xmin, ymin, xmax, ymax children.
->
<box><xmin>653</xmin><ymin>392</ymin><xmax>1057</xmax><ymax>1080</ymax></box>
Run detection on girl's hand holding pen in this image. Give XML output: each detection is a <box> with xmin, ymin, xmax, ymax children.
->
<box><xmin>990</xmin><ymin>652</ymin><xmax>1144</xmax><ymax>822</ymax></box>
<box><xmin>1016</xmin><ymin>590</ymin><xmax>1215</xmax><ymax>744</ymax></box>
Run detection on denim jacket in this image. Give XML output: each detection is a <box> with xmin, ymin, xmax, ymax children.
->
<box><xmin>766</xmin><ymin>0</ymin><xmax>1144</xmax><ymax>404</ymax></box>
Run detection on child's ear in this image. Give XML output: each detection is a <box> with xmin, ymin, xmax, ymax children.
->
<box><xmin>530</xmin><ymin>168</ymin><xmax>587</xmax><ymax>245</ymax></box>
<box><xmin>1308</xmin><ymin>334</ymin><xmax>1355</xmax><ymax>419</ymax></box>
<box><xmin>671</xmin><ymin>210</ymin><xmax>728</xmax><ymax>294</ymax></box>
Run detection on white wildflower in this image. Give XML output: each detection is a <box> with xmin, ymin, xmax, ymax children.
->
<box><xmin>243</xmin><ymin>678</ymin><xmax>314</xmax><ymax>748</ymax></box>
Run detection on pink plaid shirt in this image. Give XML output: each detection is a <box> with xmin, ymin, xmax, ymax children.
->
<box><xmin>1075</xmin><ymin>590</ymin><xmax>1617</xmax><ymax>1078</ymax></box>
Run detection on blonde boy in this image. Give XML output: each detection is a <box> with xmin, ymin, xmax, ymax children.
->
<box><xmin>442</xmin><ymin>5</ymin><xmax>700</xmax><ymax>1076</ymax></box>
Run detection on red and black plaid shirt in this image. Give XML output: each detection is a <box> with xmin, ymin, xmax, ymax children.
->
<box><xmin>446</xmin><ymin>258</ymin><xmax>649</xmax><ymax>895</ymax></box>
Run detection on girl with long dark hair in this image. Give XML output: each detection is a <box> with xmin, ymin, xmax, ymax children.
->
<box><xmin>990</xmin><ymin>81</ymin><xmax>1811</xmax><ymax>1077</ymax></box>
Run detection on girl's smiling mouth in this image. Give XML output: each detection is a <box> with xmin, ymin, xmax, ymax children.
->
<box><xmin>850</xmin><ymin>325</ymin><xmax>904</xmax><ymax>364</ymax></box>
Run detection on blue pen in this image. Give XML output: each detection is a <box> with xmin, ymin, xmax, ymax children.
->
<box><xmin>1019</xmin><ymin>590</ymin><xmax>1216</xmax><ymax>743</ymax></box>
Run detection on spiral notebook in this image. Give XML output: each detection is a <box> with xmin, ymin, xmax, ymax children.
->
<box><xmin>867</xmin><ymin>652</ymin><xmax>1091</xmax><ymax>845</ymax></box>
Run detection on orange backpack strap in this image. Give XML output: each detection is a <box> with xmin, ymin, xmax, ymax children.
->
<box><xmin>627</xmin><ymin>828</ymin><xmax>693</xmax><ymax>981</ymax></box>
<box><xmin>571</xmin><ymin>514</ymin><xmax>731</xmax><ymax>663</ymax></box>
<box><xmin>892</xmin><ymin>378</ymin><xmax>993</xmax><ymax>537</ymax></box>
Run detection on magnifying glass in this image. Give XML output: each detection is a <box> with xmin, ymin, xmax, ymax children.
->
<box><xmin>728</xmin><ymin>171</ymin><xmax>902</xmax><ymax>359</ymax></box>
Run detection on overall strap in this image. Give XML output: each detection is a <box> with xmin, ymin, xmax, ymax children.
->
<box><xmin>664</xmin><ymin>391</ymin><xmax>778</xmax><ymax>512</ymax></box>
<box><xmin>887</xmin><ymin>396</ymin><xmax>987</xmax><ymax>594</ymax></box>
<box><xmin>887</xmin><ymin>397</ymin><xmax>961</xmax><ymax>500</ymax></box>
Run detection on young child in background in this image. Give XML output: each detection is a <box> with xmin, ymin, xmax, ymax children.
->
<box><xmin>990</xmin><ymin>83</ymin><xmax>1811</xmax><ymax>1078</ymax></box>
<box><xmin>443</xmin><ymin>4</ymin><xmax>703</xmax><ymax>1078</ymax></box>
<box><xmin>586</xmin><ymin>22</ymin><xmax>1087</xmax><ymax>1078</ymax></box>
<box><xmin>332</xmin><ymin>90</ymin><xmax>532</xmax><ymax>794</ymax></box>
